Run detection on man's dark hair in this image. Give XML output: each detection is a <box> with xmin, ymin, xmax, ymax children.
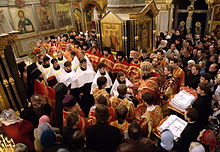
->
<box><xmin>165</xmin><ymin>65</ymin><xmax>173</xmax><ymax>73</ymax></box>
<box><xmin>141</xmin><ymin>49</ymin><xmax>147</xmax><ymax>53</ymax></box>
<box><xmin>201</xmin><ymin>73</ymin><xmax>211</xmax><ymax>81</ymax></box>
<box><xmin>51</xmin><ymin>58</ymin><xmax>58</xmax><ymax>64</ymax></box>
<box><xmin>193</xmin><ymin>64</ymin><xmax>201</xmax><ymax>71</ymax></box>
<box><xmin>128</xmin><ymin>122</ymin><xmax>142</xmax><ymax>141</ymax></box>
<box><xmin>97</xmin><ymin>76</ymin><xmax>107</xmax><ymax>89</ymax></box>
<box><xmin>186</xmin><ymin>108</ymin><xmax>198</xmax><ymax>122</ymax></box>
<box><xmin>66</xmin><ymin>112</ymin><xmax>79</xmax><ymax>128</ymax></box>
<box><xmin>115</xmin><ymin>105</ymin><xmax>128</xmax><ymax>121</ymax></box>
<box><xmin>79</xmin><ymin>58</ymin><xmax>87</xmax><ymax>63</ymax></box>
<box><xmin>142</xmin><ymin>92</ymin><xmax>154</xmax><ymax>105</ymax></box>
<box><xmin>198</xmin><ymin>82</ymin><xmax>210</xmax><ymax>94</ymax></box>
<box><xmin>96</xmin><ymin>96</ymin><xmax>107</xmax><ymax>105</ymax></box>
<box><xmin>64</xmin><ymin>61</ymin><xmax>71</xmax><ymax>67</ymax></box>
<box><xmin>71</xmin><ymin>51</ymin><xmax>76</xmax><ymax>56</ymax></box>
<box><xmin>95</xmin><ymin>105</ymin><xmax>109</xmax><ymax>123</ymax></box>
<box><xmin>97</xmin><ymin>62</ymin><xmax>106</xmax><ymax>69</ymax></box>
<box><xmin>43</xmin><ymin>56</ymin><xmax>50</xmax><ymax>62</ymax></box>
<box><xmin>117</xmin><ymin>84</ymin><xmax>127</xmax><ymax>96</ymax></box>
<box><xmin>117</xmin><ymin>72</ymin><xmax>125</xmax><ymax>79</ymax></box>
<box><xmin>170</xmin><ymin>58</ymin><xmax>178</xmax><ymax>63</ymax></box>
<box><xmin>156</xmin><ymin>48</ymin><xmax>164</xmax><ymax>55</ymax></box>
<box><xmin>103</xmin><ymin>47</ymin><xmax>111</xmax><ymax>54</ymax></box>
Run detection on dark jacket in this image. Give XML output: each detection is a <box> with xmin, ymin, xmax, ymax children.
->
<box><xmin>174</xmin><ymin>122</ymin><xmax>200</xmax><ymax>152</ymax></box>
<box><xmin>86</xmin><ymin>123</ymin><xmax>122</xmax><ymax>152</ymax></box>
<box><xmin>192</xmin><ymin>95</ymin><xmax>211</xmax><ymax>128</ymax></box>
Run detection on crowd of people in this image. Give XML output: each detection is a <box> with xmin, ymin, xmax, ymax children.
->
<box><xmin>0</xmin><ymin>29</ymin><xmax>220</xmax><ymax>152</ymax></box>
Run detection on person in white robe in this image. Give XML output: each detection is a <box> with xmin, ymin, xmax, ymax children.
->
<box><xmin>40</xmin><ymin>56</ymin><xmax>53</xmax><ymax>80</ymax></box>
<box><xmin>110</xmin><ymin>72</ymin><xmax>133</xmax><ymax>96</ymax></box>
<box><xmin>78</xmin><ymin>50</ymin><xmax>93</xmax><ymax>71</ymax></box>
<box><xmin>90</xmin><ymin>62</ymin><xmax>112</xmax><ymax>94</ymax></box>
<box><xmin>57</xmin><ymin>51</ymin><xmax>67</xmax><ymax>68</ymax></box>
<box><xmin>59</xmin><ymin>61</ymin><xmax>76</xmax><ymax>87</ymax></box>
<box><xmin>70</xmin><ymin>58</ymin><xmax>96</xmax><ymax>116</ymax></box>
<box><xmin>71</xmin><ymin>58</ymin><xmax>95</xmax><ymax>90</ymax></box>
<box><xmin>46</xmin><ymin>58</ymin><xmax>63</xmax><ymax>87</ymax></box>
<box><xmin>71</xmin><ymin>54</ymin><xmax>80</xmax><ymax>72</ymax></box>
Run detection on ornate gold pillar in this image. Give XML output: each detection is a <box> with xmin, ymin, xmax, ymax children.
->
<box><xmin>0</xmin><ymin>33</ymin><xmax>21</xmax><ymax>111</ymax></box>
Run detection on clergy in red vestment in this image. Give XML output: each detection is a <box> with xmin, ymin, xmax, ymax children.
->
<box><xmin>87</xmin><ymin>96</ymin><xmax>115</xmax><ymax>126</ymax></box>
<box><xmin>134</xmin><ymin>62</ymin><xmax>160</xmax><ymax>105</ymax></box>
<box><xmin>110</xmin><ymin>105</ymin><xmax>130</xmax><ymax>135</ymax></box>
<box><xmin>112</xmin><ymin>51</ymin><xmax>129</xmax><ymax>75</ymax></box>
<box><xmin>100</xmin><ymin>47</ymin><xmax>115</xmax><ymax>72</ymax></box>
<box><xmin>71</xmin><ymin>41</ymin><xmax>82</xmax><ymax>58</ymax></box>
<box><xmin>58</xmin><ymin>34</ymin><xmax>69</xmax><ymax>52</ymax></box>
<box><xmin>169</xmin><ymin>58</ymin><xmax>185</xmax><ymax>91</ymax></box>
<box><xmin>109</xmin><ymin>84</ymin><xmax>135</xmax><ymax>122</ymax></box>
<box><xmin>0</xmin><ymin>109</ymin><xmax>35</xmax><ymax>151</ymax></box>
<box><xmin>86</xmin><ymin>41</ymin><xmax>101</xmax><ymax>70</ymax></box>
<box><xmin>47</xmin><ymin>36</ymin><xmax>57</xmax><ymax>57</ymax></box>
<box><xmin>127</xmin><ymin>51</ymin><xmax>141</xmax><ymax>84</ymax></box>
<box><xmin>62</xmin><ymin>95</ymin><xmax>86</xmax><ymax>134</ymax></box>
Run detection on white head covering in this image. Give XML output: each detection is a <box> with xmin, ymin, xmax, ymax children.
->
<box><xmin>160</xmin><ymin>130</ymin><xmax>174</xmax><ymax>151</ymax></box>
<box><xmin>0</xmin><ymin>109</ymin><xmax>22</xmax><ymax>126</ymax></box>
<box><xmin>187</xmin><ymin>60</ymin><xmax>195</xmax><ymax>65</ymax></box>
<box><xmin>189</xmin><ymin>143</ymin><xmax>205</xmax><ymax>152</ymax></box>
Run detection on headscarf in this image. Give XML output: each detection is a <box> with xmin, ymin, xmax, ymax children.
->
<box><xmin>189</xmin><ymin>142</ymin><xmax>205</xmax><ymax>152</ymax></box>
<box><xmin>57</xmin><ymin>148</ymin><xmax>70</xmax><ymax>152</ymax></box>
<box><xmin>199</xmin><ymin>129</ymin><xmax>217</xmax><ymax>152</ymax></box>
<box><xmin>39</xmin><ymin>115</ymin><xmax>50</xmax><ymax>127</ymax></box>
<box><xmin>37</xmin><ymin>122</ymin><xmax>52</xmax><ymax>139</ymax></box>
<box><xmin>160</xmin><ymin>130</ymin><xmax>174</xmax><ymax>151</ymax></box>
<box><xmin>0</xmin><ymin>109</ymin><xmax>22</xmax><ymax>126</ymax></box>
<box><xmin>190</xmin><ymin>144</ymin><xmax>205</xmax><ymax>152</ymax></box>
<box><xmin>40</xmin><ymin>129</ymin><xmax>56</xmax><ymax>147</ymax></box>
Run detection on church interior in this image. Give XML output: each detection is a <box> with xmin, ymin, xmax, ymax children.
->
<box><xmin>0</xmin><ymin>0</ymin><xmax>220</xmax><ymax>151</ymax></box>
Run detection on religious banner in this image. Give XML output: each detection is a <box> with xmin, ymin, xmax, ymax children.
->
<box><xmin>73</xmin><ymin>9</ymin><xmax>83</xmax><ymax>32</ymax></box>
<box><xmin>55</xmin><ymin>3</ymin><xmax>71</xmax><ymax>28</ymax></box>
<box><xmin>101</xmin><ymin>23</ymin><xmax>123</xmax><ymax>51</ymax></box>
<box><xmin>34</xmin><ymin>5</ymin><xmax>55</xmax><ymax>31</ymax></box>
<box><xmin>138</xmin><ymin>21</ymin><xmax>151</xmax><ymax>50</ymax></box>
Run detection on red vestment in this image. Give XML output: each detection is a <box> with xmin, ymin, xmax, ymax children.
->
<box><xmin>87</xmin><ymin>106</ymin><xmax>115</xmax><ymax>126</ymax></box>
<box><xmin>86</xmin><ymin>49</ymin><xmax>101</xmax><ymax>69</ymax></box>
<box><xmin>99</xmin><ymin>54</ymin><xmax>115</xmax><ymax>72</ymax></box>
<box><xmin>59</xmin><ymin>41</ymin><xmax>68</xmax><ymax>51</ymax></box>
<box><xmin>2</xmin><ymin>120</ymin><xmax>35</xmax><ymax>150</ymax></box>
<box><xmin>173</xmin><ymin>66</ymin><xmax>185</xmax><ymax>91</ymax></box>
<box><xmin>127</xmin><ymin>60</ymin><xmax>141</xmax><ymax>84</ymax></box>
<box><xmin>112</xmin><ymin>59</ymin><xmax>129</xmax><ymax>74</ymax></box>
<box><xmin>63</xmin><ymin>110</ymin><xmax>87</xmax><ymax>135</ymax></box>
<box><xmin>135</xmin><ymin>77</ymin><xmax>159</xmax><ymax>104</ymax></box>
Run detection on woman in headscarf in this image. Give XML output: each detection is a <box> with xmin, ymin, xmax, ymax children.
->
<box><xmin>0</xmin><ymin>109</ymin><xmax>35</xmax><ymax>151</ymax></box>
<box><xmin>155</xmin><ymin>129</ymin><xmax>174</xmax><ymax>152</ymax></box>
<box><xmin>189</xmin><ymin>142</ymin><xmax>205</xmax><ymax>152</ymax></box>
<box><xmin>197</xmin><ymin>129</ymin><xmax>217</xmax><ymax>152</ymax></box>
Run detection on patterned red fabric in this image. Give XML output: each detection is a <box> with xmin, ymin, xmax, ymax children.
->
<box><xmin>112</xmin><ymin>59</ymin><xmax>129</xmax><ymax>74</ymax></box>
<box><xmin>86</xmin><ymin>49</ymin><xmax>102</xmax><ymax>69</ymax></box>
<box><xmin>99</xmin><ymin>55</ymin><xmax>115</xmax><ymax>72</ymax></box>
